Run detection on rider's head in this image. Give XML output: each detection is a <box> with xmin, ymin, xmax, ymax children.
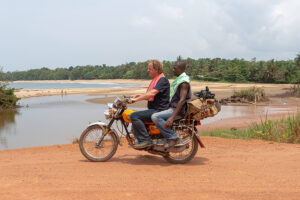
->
<box><xmin>173</xmin><ymin>61</ymin><xmax>186</xmax><ymax>76</ymax></box>
<box><xmin>148</xmin><ymin>60</ymin><xmax>163</xmax><ymax>78</ymax></box>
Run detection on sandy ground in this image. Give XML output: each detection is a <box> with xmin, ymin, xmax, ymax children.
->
<box><xmin>1</xmin><ymin>80</ymin><xmax>299</xmax><ymax>199</ymax></box>
<box><xmin>1</xmin><ymin>137</ymin><xmax>300</xmax><ymax>200</ymax></box>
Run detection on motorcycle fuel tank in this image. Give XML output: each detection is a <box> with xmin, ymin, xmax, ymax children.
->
<box><xmin>122</xmin><ymin>109</ymin><xmax>136</xmax><ymax>123</ymax></box>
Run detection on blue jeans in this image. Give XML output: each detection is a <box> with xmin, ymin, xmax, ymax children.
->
<box><xmin>130</xmin><ymin>109</ymin><xmax>156</xmax><ymax>142</ymax></box>
<box><xmin>151</xmin><ymin>108</ymin><xmax>178</xmax><ymax>141</ymax></box>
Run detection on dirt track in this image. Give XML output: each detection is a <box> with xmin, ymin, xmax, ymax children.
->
<box><xmin>1</xmin><ymin>136</ymin><xmax>300</xmax><ymax>200</ymax></box>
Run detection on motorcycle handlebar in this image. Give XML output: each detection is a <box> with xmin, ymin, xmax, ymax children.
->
<box><xmin>122</xmin><ymin>96</ymin><xmax>131</xmax><ymax>104</ymax></box>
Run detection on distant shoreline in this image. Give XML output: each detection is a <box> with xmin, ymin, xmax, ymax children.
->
<box><xmin>12</xmin><ymin>79</ymin><xmax>150</xmax><ymax>84</ymax></box>
<box><xmin>14</xmin><ymin>79</ymin><xmax>293</xmax><ymax>99</ymax></box>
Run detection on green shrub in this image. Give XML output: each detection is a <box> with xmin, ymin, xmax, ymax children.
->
<box><xmin>233</xmin><ymin>86</ymin><xmax>268</xmax><ymax>102</ymax></box>
<box><xmin>0</xmin><ymin>82</ymin><xmax>20</xmax><ymax>110</ymax></box>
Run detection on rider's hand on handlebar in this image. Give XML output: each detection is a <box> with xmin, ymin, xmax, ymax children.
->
<box><xmin>128</xmin><ymin>98</ymin><xmax>136</xmax><ymax>104</ymax></box>
<box><xmin>128</xmin><ymin>94</ymin><xmax>141</xmax><ymax>104</ymax></box>
<box><xmin>130</xmin><ymin>94</ymin><xmax>141</xmax><ymax>99</ymax></box>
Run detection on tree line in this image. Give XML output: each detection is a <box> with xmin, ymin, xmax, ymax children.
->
<box><xmin>1</xmin><ymin>55</ymin><xmax>300</xmax><ymax>83</ymax></box>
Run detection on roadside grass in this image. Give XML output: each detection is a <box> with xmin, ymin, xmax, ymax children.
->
<box><xmin>201</xmin><ymin>109</ymin><xmax>300</xmax><ymax>144</ymax></box>
<box><xmin>200</xmin><ymin>129</ymin><xmax>255</xmax><ymax>140</ymax></box>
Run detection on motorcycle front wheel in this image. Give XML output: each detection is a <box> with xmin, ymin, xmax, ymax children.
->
<box><xmin>79</xmin><ymin>125</ymin><xmax>118</xmax><ymax>162</ymax></box>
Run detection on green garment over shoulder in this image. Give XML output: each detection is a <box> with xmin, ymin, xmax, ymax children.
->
<box><xmin>169</xmin><ymin>72</ymin><xmax>190</xmax><ymax>102</ymax></box>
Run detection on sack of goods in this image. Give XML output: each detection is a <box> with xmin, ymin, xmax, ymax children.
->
<box><xmin>185</xmin><ymin>86</ymin><xmax>221</xmax><ymax>121</ymax></box>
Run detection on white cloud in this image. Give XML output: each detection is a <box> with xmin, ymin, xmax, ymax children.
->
<box><xmin>1</xmin><ymin>0</ymin><xmax>300</xmax><ymax>70</ymax></box>
<box><xmin>271</xmin><ymin>0</ymin><xmax>300</xmax><ymax>30</ymax></box>
<box><xmin>131</xmin><ymin>17</ymin><xmax>153</xmax><ymax>26</ymax></box>
<box><xmin>158</xmin><ymin>4</ymin><xmax>183</xmax><ymax>20</ymax></box>
<box><xmin>195</xmin><ymin>38</ymin><xmax>209</xmax><ymax>51</ymax></box>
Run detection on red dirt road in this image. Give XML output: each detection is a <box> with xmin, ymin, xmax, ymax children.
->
<box><xmin>1</xmin><ymin>137</ymin><xmax>300</xmax><ymax>200</ymax></box>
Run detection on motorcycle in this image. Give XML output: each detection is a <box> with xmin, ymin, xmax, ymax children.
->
<box><xmin>79</xmin><ymin>97</ymin><xmax>205</xmax><ymax>164</ymax></box>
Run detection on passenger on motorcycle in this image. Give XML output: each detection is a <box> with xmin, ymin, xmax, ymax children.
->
<box><xmin>128</xmin><ymin>60</ymin><xmax>170</xmax><ymax>149</ymax></box>
<box><xmin>151</xmin><ymin>61</ymin><xmax>191</xmax><ymax>148</ymax></box>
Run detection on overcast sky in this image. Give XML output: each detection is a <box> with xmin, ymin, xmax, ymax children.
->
<box><xmin>1</xmin><ymin>0</ymin><xmax>299</xmax><ymax>72</ymax></box>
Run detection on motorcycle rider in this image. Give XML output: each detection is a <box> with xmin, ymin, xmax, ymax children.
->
<box><xmin>129</xmin><ymin>60</ymin><xmax>170</xmax><ymax>149</ymax></box>
<box><xmin>151</xmin><ymin>61</ymin><xmax>191</xmax><ymax>148</ymax></box>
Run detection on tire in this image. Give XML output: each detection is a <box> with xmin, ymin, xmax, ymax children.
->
<box><xmin>163</xmin><ymin>136</ymin><xmax>198</xmax><ymax>164</ymax></box>
<box><xmin>79</xmin><ymin>125</ymin><xmax>118</xmax><ymax>162</ymax></box>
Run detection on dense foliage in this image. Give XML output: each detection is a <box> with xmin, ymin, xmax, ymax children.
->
<box><xmin>1</xmin><ymin>55</ymin><xmax>300</xmax><ymax>83</ymax></box>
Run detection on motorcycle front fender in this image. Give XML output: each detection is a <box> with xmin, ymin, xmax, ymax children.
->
<box><xmin>87</xmin><ymin>121</ymin><xmax>107</xmax><ymax>128</ymax></box>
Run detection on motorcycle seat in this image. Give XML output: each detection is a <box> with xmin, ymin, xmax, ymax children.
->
<box><xmin>174</xmin><ymin>115</ymin><xmax>183</xmax><ymax>120</ymax></box>
<box><xmin>144</xmin><ymin>115</ymin><xmax>183</xmax><ymax>125</ymax></box>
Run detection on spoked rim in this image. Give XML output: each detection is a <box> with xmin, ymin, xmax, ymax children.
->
<box><xmin>81</xmin><ymin>126</ymin><xmax>117</xmax><ymax>161</ymax></box>
<box><xmin>166</xmin><ymin>129</ymin><xmax>197</xmax><ymax>162</ymax></box>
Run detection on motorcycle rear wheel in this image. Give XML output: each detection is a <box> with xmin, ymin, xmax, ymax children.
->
<box><xmin>79</xmin><ymin>125</ymin><xmax>118</xmax><ymax>162</ymax></box>
<box><xmin>163</xmin><ymin>136</ymin><xmax>198</xmax><ymax>164</ymax></box>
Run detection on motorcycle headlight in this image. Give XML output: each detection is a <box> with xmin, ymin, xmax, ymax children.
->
<box><xmin>104</xmin><ymin>103</ymin><xmax>116</xmax><ymax>119</ymax></box>
<box><xmin>107</xmin><ymin>104</ymin><xmax>115</xmax><ymax>114</ymax></box>
<box><xmin>109</xmin><ymin>108</ymin><xmax>115</xmax><ymax>115</ymax></box>
<box><xmin>104</xmin><ymin>110</ymin><xmax>111</xmax><ymax>119</ymax></box>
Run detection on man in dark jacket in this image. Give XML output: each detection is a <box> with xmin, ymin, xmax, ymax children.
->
<box><xmin>129</xmin><ymin>60</ymin><xmax>170</xmax><ymax>149</ymax></box>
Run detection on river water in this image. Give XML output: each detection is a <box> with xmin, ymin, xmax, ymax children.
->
<box><xmin>7</xmin><ymin>81</ymin><xmax>141</xmax><ymax>89</ymax></box>
<box><xmin>0</xmin><ymin>93</ymin><xmax>292</xmax><ymax>150</ymax></box>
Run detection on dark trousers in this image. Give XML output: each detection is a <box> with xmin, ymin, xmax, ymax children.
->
<box><xmin>130</xmin><ymin>109</ymin><xmax>156</xmax><ymax>142</ymax></box>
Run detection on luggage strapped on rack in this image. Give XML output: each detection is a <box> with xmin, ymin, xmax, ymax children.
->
<box><xmin>185</xmin><ymin>87</ymin><xmax>221</xmax><ymax>121</ymax></box>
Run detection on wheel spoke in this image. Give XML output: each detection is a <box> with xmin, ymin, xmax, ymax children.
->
<box><xmin>79</xmin><ymin>125</ymin><xmax>118</xmax><ymax>162</ymax></box>
<box><xmin>164</xmin><ymin>128</ymin><xmax>198</xmax><ymax>164</ymax></box>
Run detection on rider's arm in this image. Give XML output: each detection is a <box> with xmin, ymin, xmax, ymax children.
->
<box><xmin>130</xmin><ymin>94</ymin><xmax>141</xmax><ymax>99</ymax></box>
<box><xmin>130</xmin><ymin>89</ymin><xmax>159</xmax><ymax>103</ymax></box>
<box><xmin>165</xmin><ymin>83</ymin><xmax>189</xmax><ymax>128</ymax></box>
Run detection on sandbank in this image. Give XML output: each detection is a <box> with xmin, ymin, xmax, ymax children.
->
<box><xmin>14</xmin><ymin>79</ymin><xmax>293</xmax><ymax>99</ymax></box>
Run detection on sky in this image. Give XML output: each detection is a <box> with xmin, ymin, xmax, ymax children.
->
<box><xmin>0</xmin><ymin>0</ymin><xmax>300</xmax><ymax>72</ymax></box>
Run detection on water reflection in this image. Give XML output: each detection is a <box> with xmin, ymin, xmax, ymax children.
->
<box><xmin>0</xmin><ymin>110</ymin><xmax>19</xmax><ymax>148</ymax></box>
<box><xmin>0</xmin><ymin>95</ymin><xmax>107</xmax><ymax>150</ymax></box>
